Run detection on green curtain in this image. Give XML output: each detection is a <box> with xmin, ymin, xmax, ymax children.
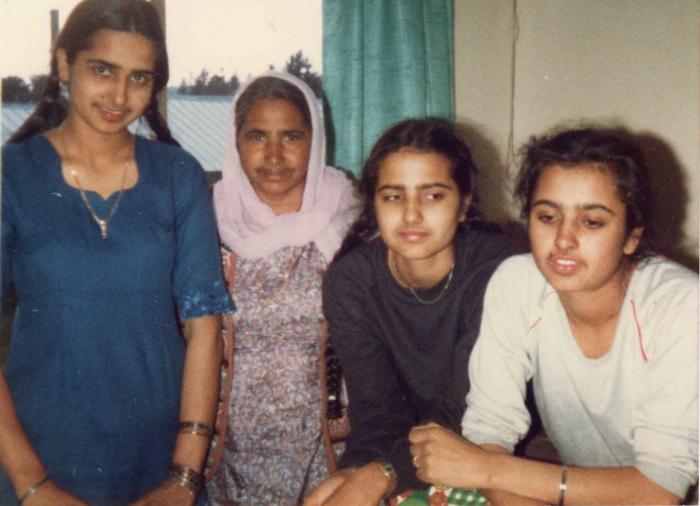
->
<box><xmin>322</xmin><ymin>0</ymin><xmax>454</xmax><ymax>176</ymax></box>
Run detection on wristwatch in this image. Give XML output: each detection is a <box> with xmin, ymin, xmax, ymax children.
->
<box><xmin>375</xmin><ymin>460</ymin><xmax>397</xmax><ymax>504</ymax></box>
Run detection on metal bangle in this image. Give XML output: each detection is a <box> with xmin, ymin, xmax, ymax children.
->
<box><xmin>17</xmin><ymin>476</ymin><xmax>50</xmax><ymax>505</ymax></box>
<box><xmin>168</xmin><ymin>463</ymin><xmax>202</xmax><ymax>495</ymax></box>
<box><xmin>557</xmin><ymin>465</ymin><xmax>568</xmax><ymax>506</ymax></box>
<box><xmin>177</xmin><ymin>421</ymin><xmax>214</xmax><ymax>437</ymax></box>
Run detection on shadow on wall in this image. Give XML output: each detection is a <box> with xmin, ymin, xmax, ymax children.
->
<box><xmin>635</xmin><ymin>131</ymin><xmax>698</xmax><ymax>272</ymax></box>
<box><xmin>455</xmin><ymin>121</ymin><xmax>529</xmax><ymax>250</ymax></box>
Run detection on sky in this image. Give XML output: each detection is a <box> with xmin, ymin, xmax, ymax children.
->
<box><xmin>0</xmin><ymin>0</ymin><xmax>323</xmax><ymax>85</ymax></box>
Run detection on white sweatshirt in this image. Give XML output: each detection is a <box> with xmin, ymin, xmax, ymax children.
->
<box><xmin>462</xmin><ymin>254</ymin><xmax>698</xmax><ymax>498</ymax></box>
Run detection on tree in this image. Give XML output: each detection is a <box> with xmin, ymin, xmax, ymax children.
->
<box><xmin>178</xmin><ymin>78</ymin><xmax>189</xmax><ymax>95</ymax></box>
<box><xmin>227</xmin><ymin>74</ymin><xmax>240</xmax><ymax>96</ymax></box>
<box><xmin>2</xmin><ymin>76</ymin><xmax>31</xmax><ymax>103</ymax></box>
<box><xmin>283</xmin><ymin>50</ymin><xmax>322</xmax><ymax>97</ymax></box>
<box><xmin>191</xmin><ymin>69</ymin><xmax>209</xmax><ymax>95</ymax></box>
<box><xmin>206</xmin><ymin>74</ymin><xmax>229</xmax><ymax>96</ymax></box>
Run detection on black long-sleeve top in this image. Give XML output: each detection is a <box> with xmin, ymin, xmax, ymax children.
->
<box><xmin>322</xmin><ymin>226</ymin><xmax>519</xmax><ymax>493</ymax></box>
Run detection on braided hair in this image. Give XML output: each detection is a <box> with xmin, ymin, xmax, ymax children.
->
<box><xmin>9</xmin><ymin>0</ymin><xmax>177</xmax><ymax>146</ymax></box>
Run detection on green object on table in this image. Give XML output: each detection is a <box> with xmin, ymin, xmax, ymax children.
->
<box><xmin>395</xmin><ymin>486</ymin><xmax>486</xmax><ymax>505</ymax></box>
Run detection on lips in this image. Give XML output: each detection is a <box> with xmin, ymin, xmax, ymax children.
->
<box><xmin>258</xmin><ymin>168</ymin><xmax>292</xmax><ymax>181</ymax></box>
<box><xmin>399</xmin><ymin>230</ymin><xmax>428</xmax><ymax>243</ymax></box>
<box><xmin>547</xmin><ymin>254</ymin><xmax>583</xmax><ymax>275</ymax></box>
<box><xmin>99</xmin><ymin>106</ymin><xmax>128</xmax><ymax>123</ymax></box>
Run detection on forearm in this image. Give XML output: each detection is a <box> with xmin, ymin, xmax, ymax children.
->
<box><xmin>478</xmin><ymin>445</ymin><xmax>547</xmax><ymax>506</ymax></box>
<box><xmin>173</xmin><ymin>314</ymin><xmax>222</xmax><ymax>472</ymax></box>
<box><xmin>0</xmin><ymin>373</ymin><xmax>47</xmax><ymax>496</ymax></box>
<box><xmin>481</xmin><ymin>446</ymin><xmax>679</xmax><ymax>505</ymax></box>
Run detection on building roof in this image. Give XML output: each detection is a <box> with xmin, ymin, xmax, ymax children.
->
<box><xmin>1</xmin><ymin>92</ymin><xmax>232</xmax><ymax>173</ymax></box>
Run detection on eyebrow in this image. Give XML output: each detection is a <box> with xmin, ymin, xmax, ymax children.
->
<box><xmin>531</xmin><ymin>199</ymin><xmax>616</xmax><ymax>215</ymax></box>
<box><xmin>376</xmin><ymin>182</ymin><xmax>453</xmax><ymax>192</ymax></box>
<box><xmin>86</xmin><ymin>58</ymin><xmax>156</xmax><ymax>75</ymax></box>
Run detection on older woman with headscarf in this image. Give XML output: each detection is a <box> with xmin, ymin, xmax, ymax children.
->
<box><xmin>206</xmin><ymin>71</ymin><xmax>358</xmax><ymax>505</ymax></box>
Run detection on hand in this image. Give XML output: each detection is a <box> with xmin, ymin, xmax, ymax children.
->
<box><xmin>303</xmin><ymin>464</ymin><xmax>391</xmax><ymax>506</ymax></box>
<box><xmin>130</xmin><ymin>480</ymin><xmax>195</xmax><ymax>506</ymax></box>
<box><xmin>409</xmin><ymin>422</ymin><xmax>492</xmax><ymax>489</ymax></box>
<box><xmin>23</xmin><ymin>480</ymin><xmax>88</xmax><ymax>506</ymax></box>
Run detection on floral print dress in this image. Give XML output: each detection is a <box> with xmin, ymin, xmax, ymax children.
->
<box><xmin>207</xmin><ymin>242</ymin><xmax>330</xmax><ymax>505</ymax></box>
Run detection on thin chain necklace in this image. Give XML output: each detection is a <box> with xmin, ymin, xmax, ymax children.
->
<box><xmin>59</xmin><ymin>127</ymin><xmax>130</xmax><ymax>239</ymax></box>
<box><xmin>391</xmin><ymin>255</ymin><xmax>455</xmax><ymax>305</ymax></box>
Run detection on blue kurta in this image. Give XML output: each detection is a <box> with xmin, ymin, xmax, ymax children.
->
<box><xmin>1</xmin><ymin>135</ymin><xmax>233</xmax><ymax>505</ymax></box>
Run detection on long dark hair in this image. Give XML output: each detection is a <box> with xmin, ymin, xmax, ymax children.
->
<box><xmin>515</xmin><ymin>127</ymin><xmax>655</xmax><ymax>260</ymax></box>
<box><xmin>9</xmin><ymin>0</ymin><xmax>177</xmax><ymax>145</ymax></box>
<box><xmin>335</xmin><ymin>117</ymin><xmax>490</xmax><ymax>260</ymax></box>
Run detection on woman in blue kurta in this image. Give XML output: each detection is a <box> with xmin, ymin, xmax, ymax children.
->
<box><xmin>0</xmin><ymin>1</ymin><xmax>233</xmax><ymax>505</ymax></box>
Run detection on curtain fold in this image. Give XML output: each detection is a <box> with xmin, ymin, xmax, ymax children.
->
<box><xmin>323</xmin><ymin>0</ymin><xmax>454</xmax><ymax>175</ymax></box>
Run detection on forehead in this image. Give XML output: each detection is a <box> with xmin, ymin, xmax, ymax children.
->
<box><xmin>533</xmin><ymin>164</ymin><xmax>622</xmax><ymax>205</ymax></box>
<box><xmin>79</xmin><ymin>29</ymin><xmax>156</xmax><ymax>70</ymax></box>
<box><xmin>239</xmin><ymin>97</ymin><xmax>310</xmax><ymax>131</ymax></box>
<box><xmin>377</xmin><ymin>149</ymin><xmax>455</xmax><ymax>186</ymax></box>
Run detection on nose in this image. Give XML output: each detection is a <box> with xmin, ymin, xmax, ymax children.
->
<box><xmin>403</xmin><ymin>196</ymin><xmax>423</xmax><ymax>224</ymax></box>
<box><xmin>554</xmin><ymin>219</ymin><xmax>578</xmax><ymax>251</ymax></box>
<box><xmin>113</xmin><ymin>77</ymin><xmax>129</xmax><ymax>106</ymax></box>
<box><xmin>264</xmin><ymin>138</ymin><xmax>283</xmax><ymax>165</ymax></box>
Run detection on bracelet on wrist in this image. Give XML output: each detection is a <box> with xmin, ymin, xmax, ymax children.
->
<box><xmin>177</xmin><ymin>421</ymin><xmax>214</xmax><ymax>438</ymax></box>
<box><xmin>557</xmin><ymin>464</ymin><xmax>568</xmax><ymax>506</ymax></box>
<box><xmin>168</xmin><ymin>463</ymin><xmax>202</xmax><ymax>495</ymax></box>
<box><xmin>17</xmin><ymin>475</ymin><xmax>50</xmax><ymax>505</ymax></box>
<box><xmin>374</xmin><ymin>460</ymin><xmax>397</xmax><ymax>503</ymax></box>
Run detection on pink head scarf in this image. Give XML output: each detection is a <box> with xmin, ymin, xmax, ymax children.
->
<box><xmin>213</xmin><ymin>71</ymin><xmax>358</xmax><ymax>261</ymax></box>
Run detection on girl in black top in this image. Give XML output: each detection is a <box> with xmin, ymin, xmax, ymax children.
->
<box><xmin>304</xmin><ymin>118</ymin><xmax>517</xmax><ymax>505</ymax></box>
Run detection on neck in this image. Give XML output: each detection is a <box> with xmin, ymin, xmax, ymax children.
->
<box><xmin>258</xmin><ymin>187</ymin><xmax>304</xmax><ymax>215</ymax></box>
<box><xmin>390</xmin><ymin>246</ymin><xmax>455</xmax><ymax>289</ymax></box>
<box><xmin>559</xmin><ymin>260</ymin><xmax>634</xmax><ymax>329</ymax></box>
<box><xmin>60</xmin><ymin>117</ymin><xmax>133</xmax><ymax>162</ymax></box>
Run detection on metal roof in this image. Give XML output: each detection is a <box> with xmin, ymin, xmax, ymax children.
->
<box><xmin>1</xmin><ymin>92</ymin><xmax>233</xmax><ymax>173</ymax></box>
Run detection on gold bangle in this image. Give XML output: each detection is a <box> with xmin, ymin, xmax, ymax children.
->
<box><xmin>168</xmin><ymin>463</ymin><xmax>202</xmax><ymax>495</ymax></box>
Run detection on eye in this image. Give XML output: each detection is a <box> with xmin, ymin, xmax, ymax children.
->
<box><xmin>380</xmin><ymin>192</ymin><xmax>402</xmax><ymax>202</ymax></box>
<box><xmin>582</xmin><ymin>218</ymin><xmax>604</xmax><ymax>229</ymax></box>
<box><xmin>535</xmin><ymin>212</ymin><xmax>557</xmax><ymax>224</ymax></box>
<box><xmin>92</xmin><ymin>65</ymin><xmax>111</xmax><ymax>77</ymax></box>
<box><xmin>245</xmin><ymin>132</ymin><xmax>265</xmax><ymax>142</ymax></box>
<box><xmin>131</xmin><ymin>73</ymin><xmax>152</xmax><ymax>85</ymax></box>
<box><xmin>284</xmin><ymin>132</ymin><xmax>305</xmax><ymax>142</ymax></box>
<box><xmin>425</xmin><ymin>191</ymin><xmax>445</xmax><ymax>201</ymax></box>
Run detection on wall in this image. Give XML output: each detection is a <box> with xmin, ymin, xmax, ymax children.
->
<box><xmin>454</xmin><ymin>0</ymin><xmax>699</xmax><ymax>264</ymax></box>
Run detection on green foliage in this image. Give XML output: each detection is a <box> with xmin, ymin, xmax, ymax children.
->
<box><xmin>283</xmin><ymin>50</ymin><xmax>322</xmax><ymax>97</ymax></box>
<box><xmin>178</xmin><ymin>69</ymin><xmax>240</xmax><ymax>96</ymax></box>
<box><xmin>2</xmin><ymin>76</ymin><xmax>32</xmax><ymax>103</ymax></box>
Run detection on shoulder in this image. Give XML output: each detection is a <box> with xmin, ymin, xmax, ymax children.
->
<box><xmin>2</xmin><ymin>136</ymin><xmax>47</xmax><ymax>169</ymax></box>
<box><xmin>136</xmin><ymin>136</ymin><xmax>205</xmax><ymax>181</ymax></box>
<box><xmin>323</xmin><ymin>237</ymin><xmax>382</xmax><ymax>297</ymax></box>
<box><xmin>487</xmin><ymin>254</ymin><xmax>546</xmax><ymax>298</ymax></box>
<box><xmin>629</xmin><ymin>257</ymin><xmax>697</xmax><ymax>320</ymax></box>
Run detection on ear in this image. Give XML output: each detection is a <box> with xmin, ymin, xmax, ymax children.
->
<box><xmin>458</xmin><ymin>194</ymin><xmax>473</xmax><ymax>222</ymax></box>
<box><xmin>56</xmin><ymin>48</ymin><xmax>70</xmax><ymax>84</ymax></box>
<box><xmin>623</xmin><ymin>226</ymin><xmax>643</xmax><ymax>256</ymax></box>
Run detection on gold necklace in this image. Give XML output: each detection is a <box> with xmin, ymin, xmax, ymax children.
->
<box><xmin>70</xmin><ymin>166</ymin><xmax>129</xmax><ymax>239</ymax></box>
<box><xmin>391</xmin><ymin>255</ymin><xmax>455</xmax><ymax>305</ymax></box>
<box><xmin>58</xmin><ymin>127</ymin><xmax>131</xmax><ymax>239</ymax></box>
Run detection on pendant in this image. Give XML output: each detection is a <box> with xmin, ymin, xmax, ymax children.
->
<box><xmin>98</xmin><ymin>219</ymin><xmax>108</xmax><ymax>239</ymax></box>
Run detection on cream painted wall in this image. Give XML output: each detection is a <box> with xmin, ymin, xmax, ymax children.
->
<box><xmin>455</xmin><ymin>0</ymin><xmax>699</xmax><ymax>263</ymax></box>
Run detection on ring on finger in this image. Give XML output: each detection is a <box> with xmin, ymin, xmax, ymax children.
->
<box><xmin>412</xmin><ymin>455</ymin><xmax>420</xmax><ymax>468</ymax></box>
